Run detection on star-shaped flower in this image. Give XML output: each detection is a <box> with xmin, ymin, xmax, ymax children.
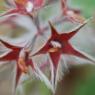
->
<box><xmin>33</xmin><ymin>18</ymin><xmax>95</xmax><ymax>88</ymax></box>
<box><xmin>0</xmin><ymin>0</ymin><xmax>44</xmax><ymax>17</ymax></box>
<box><xmin>0</xmin><ymin>39</ymin><xmax>36</xmax><ymax>88</ymax></box>
<box><xmin>60</xmin><ymin>0</ymin><xmax>85</xmax><ymax>23</ymax></box>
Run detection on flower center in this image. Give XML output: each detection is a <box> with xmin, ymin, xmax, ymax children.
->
<box><xmin>49</xmin><ymin>41</ymin><xmax>62</xmax><ymax>52</ymax></box>
<box><xmin>18</xmin><ymin>49</ymin><xmax>28</xmax><ymax>73</ymax></box>
<box><xmin>18</xmin><ymin>58</ymin><xmax>28</xmax><ymax>73</ymax></box>
<box><xmin>51</xmin><ymin>41</ymin><xmax>62</xmax><ymax>48</ymax></box>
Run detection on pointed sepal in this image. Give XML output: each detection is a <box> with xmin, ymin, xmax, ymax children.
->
<box><xmin>0</xmin><ymin>39</ymin><xmax>21</xmax><ymax>49</ymax></box>
<box><xmin>49</xmin><ymin>21</ymin><xmax>59</xmax><ymax>38</ymax></box>
<box><xmin>62</xmin><ymin>17</ymin><xmax>92</xmax><ymax>40</ymax></box>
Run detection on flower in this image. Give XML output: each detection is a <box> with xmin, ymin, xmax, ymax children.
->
<box><xmin>60</xmin><ymin>0</ymin><xmax>85</xmax><ymax>23</ymax></box>
<box><xmin>0</xmin><ymin>38</ymin><xmax>55</xmax><ymax>92</ymax></box>
<box><xmin>0</xmin><ymin>39</ymin><xmax>35</xmax><ymax>88</ymax></box>
<box><xmin>0</xmin><ymin>0</ymin><xmax>44</xmax><ymax>17</ymax></box>
<box><xmin>33</xmin><ymin>17</ymin><xmax>95</xmax><ymax>88</ymax></box>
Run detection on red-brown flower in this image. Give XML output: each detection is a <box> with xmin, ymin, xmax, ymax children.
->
<box><xmin>0</xmin><ymin>39</ymin><xmax>35</xmax><ymax>88</ymax></box>
<box><xmin>33</xmin><ymin>18</ymin><xmax>95</xmax><ymax>87</ymax></box>
<box><xmin>0</xmin><ymin>0</ymin><xmax>44</xmax><ymax>17</ymax></box>
<box><xmin>0</xmin><ymin>38</ymin><xmax>55</xmax><ymax>92</ymax></box>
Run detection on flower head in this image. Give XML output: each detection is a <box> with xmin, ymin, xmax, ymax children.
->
<box><xmin>60</xmin><ymin>0</ymin><xmax>85</xmax><ymax>23</ymax></box>
<box><xmin>0</xmin><ymin>38</ymin><xmax>55</xmax><ymax>92</ymax></box>
<box><xmin>0</xmin><ymin>0</ymin><xmax>44</xmax><ymax>17</ymax></box>
<box><xmin>0</xmin><ymin>39</ymin><xmax>35</xmax><ymax>88</ymax></box>
<box><xmin>33</xmin><ymin>17</ymin><xmax>95</xmax><ymax>88</ymax></box>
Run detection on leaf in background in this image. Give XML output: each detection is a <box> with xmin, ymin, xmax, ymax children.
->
<box><xmin>70</xmin><ymin>0</ymin><xmax>95</xmax><ymax>18</ymax></box>
<box><xmin>55</xmin><ymin>64</ymin><xmax>95</xmax><ymax>95</ymax></box>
